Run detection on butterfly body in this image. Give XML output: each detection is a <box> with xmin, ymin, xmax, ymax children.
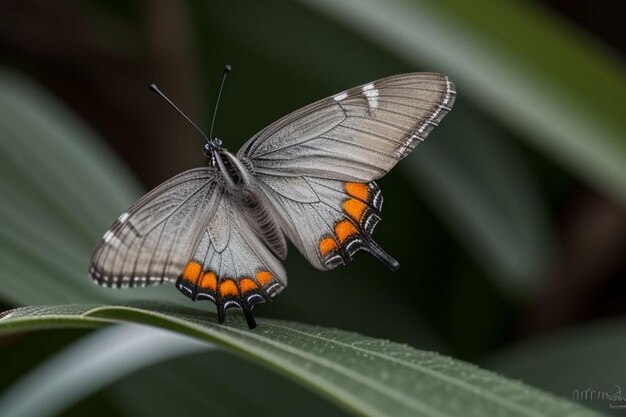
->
<box><xmin>206</xmin><ymin>144</ymin><xmax>289</xmax><ymax>258</ymax></box>
<box><xmin>89</xmin><ymin>73</ymin><xmax>456</xmax><ymax>328</ymax></box>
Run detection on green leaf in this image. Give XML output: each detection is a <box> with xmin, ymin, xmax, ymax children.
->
<box><xmin>1</xmin><ymin>326</ymin><xmax>349</xmax><ymax>417</ymax></box>
<box><xmin>0</xmin><ymin>304</ymin><xmax>603</xmax><ymax>417</ymax></box>
<box><xmin>109</xmin><ymin>349</ymin><xmax>352</xmax><ymax>417</ymax></box>
<box><xmin>298</xmin><ymin>0</ymin><xmax>626</xmax><ymax>202</ymax></box>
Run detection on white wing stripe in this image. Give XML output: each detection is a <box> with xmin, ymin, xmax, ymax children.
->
<box><xmin>333</xmin><ymin>91</ymin><xmax>348</xmax><ymax>101</ymax></box>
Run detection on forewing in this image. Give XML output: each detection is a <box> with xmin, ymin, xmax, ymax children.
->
<box><xmin>176</xmin><ymin>191</ymin><xmax>286</xmax><ymax>328</ymax></box>
<box><xmin>238</xmin><ymin>72</ymin><xmax>456</xmax><ymax>182</ymax></box>
<box><xmin>89</xmin><ymin>168</ymin><xmax>222</xmax><ymax>288</ymax></box>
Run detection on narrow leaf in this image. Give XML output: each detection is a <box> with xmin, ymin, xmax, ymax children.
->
<box><xmin>0</xmin><ymin>304</ymin><xmax>602</xmax><ymax>417</ymax></box>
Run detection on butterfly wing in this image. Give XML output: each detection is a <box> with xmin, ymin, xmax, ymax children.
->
<box><xmin>175</xmin><ymin>191</ymin><xmax>287</xmax><ymax>329</ymax></box>
<box><xmin>238</xmin><ymin>73</ymin><xmax>455</xmax><ymax>270</ymax></box>
<box><xmin>239</xmin><ymin>73</ymin><xmax>455</xmax><ymax>181</ymax></box>
<box><xmin>89</xmin><ymin>167</ymin><xmax>222</xmax><ymax>288</ymax></box>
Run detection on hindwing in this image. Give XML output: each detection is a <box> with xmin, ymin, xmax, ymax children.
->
<box><xmin>175</xmin><ymin>190</ymin><xmax>287</xmax><ymax>328</ymax></box>
<box><xmin>258</xmin><ymin>175</ymin><xmax>395</xmax><ymax>270</ymax></box>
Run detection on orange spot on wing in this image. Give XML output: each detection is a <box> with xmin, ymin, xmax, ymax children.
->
<box><xmin>319</xmin><ymin>237</ymin><xmax>337</xmax><ymax>256</ymax></box>
<box><xmin>342</xmin><ymin>198</ymin><xmax>367</xmax><ymax>223</ymax></box>
<box><xmin>345</xmin><ymin>182</ymin><xmax>369</xmax><ymax>201</ymax></box>
<box><xmin>219</xmin><ymin>280</ymin><xmax>239</xmax><ymax>297</ymax></box>
<box><xmin>181</xmin><ymin>261</ymin><xmax>202</xmax><ymax>282</ymax></box>
<box><xmin>199</xmin><ymin>271</ymin><xmax>217</xmax><ymax>291</ymax></box>
<box><xmin>239</xmin><ymin>278</ymin><xmax>258</xmax><ymax>293</ymax></box>
<box><xmin>335</xmin><ymin>220</ymin><xmax>358</xmax><ymax>243</ymax></box>
<box><xmin>256</xmin><ymin>271</ymin><xmax>272</xmax><ymax>286</ymax></box>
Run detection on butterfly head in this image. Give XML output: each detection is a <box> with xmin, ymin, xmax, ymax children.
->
<box><xmin>203</xmin><ymin>139</ymin><xmax>223</xmax><ymax>158</ymax></box>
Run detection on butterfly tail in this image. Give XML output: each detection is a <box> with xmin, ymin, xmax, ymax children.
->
<box><xmin>365</xmin><ymin>238</ymin><xmax>399</xmax><ymax>271</ymax></box>
<box><xmin>216</xmin><ymin>299</ymin><xmax>257</xmax><ymax>329</ymax></box>
<box><xmin>217</xmin><ymin>303</ymin><xmax>226</xmax><ymax>324</ymax></box>
<box><xmin>242</xmin><ymin>305</ymin><xmax>258</xmax><ymax>329</ymax></box>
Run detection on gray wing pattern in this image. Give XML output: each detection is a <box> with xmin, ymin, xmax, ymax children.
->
<box><xmin>239</xmin><ymin>73</ymin><xmax>455</xmax><ymax>270</ymax></box>
<box><xmin>89</xmin><ymin>168</ymin><xmax>221</xmax><ymax>288</ymax></box>
<box><xmin>238</xmin><ymin>73</ymin><xmax>456</xmax><ymax>182</ymax></box>
<box><xmin>175</xmin><ymin>192</ymin><xmax>286</xmax><ymax>328</ymax></box>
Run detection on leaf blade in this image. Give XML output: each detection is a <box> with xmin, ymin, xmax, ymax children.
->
<box><xmin>0</xmin><ymin>304</ymin><xmax>603</xmax><ymax>417</ymax></box>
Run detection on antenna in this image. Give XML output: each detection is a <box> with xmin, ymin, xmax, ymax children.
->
<box><xmin>149</xmin><ymin>83</ymin><xmax>210</xmax><ymax>144</ymax></box>
<box><xmin>209</xmin><ymin>64</ymin><xmax>232</xmax><ymax>140</ymax></box>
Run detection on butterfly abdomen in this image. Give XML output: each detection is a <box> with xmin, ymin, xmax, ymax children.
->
<box><xmin>236</xmin><ymin>188</ymin><xmax>288</xmax><ymax>260</ymax></box>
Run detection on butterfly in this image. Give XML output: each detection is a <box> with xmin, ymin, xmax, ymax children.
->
<box><xmin>89</xmin><ymin>72</ymin><xmax>456</xmax><ymax>329</ymax></box>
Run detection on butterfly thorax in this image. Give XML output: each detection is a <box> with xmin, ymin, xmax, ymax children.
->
<box><xmin>205</xmin><ymin>145</ymin><xmax>249</xmax><ymax>186</ymax></box>
<box><xmin>209</xmin><ymin>146</ymin><xmax>288</xmax><ymax>260</ymax></box>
